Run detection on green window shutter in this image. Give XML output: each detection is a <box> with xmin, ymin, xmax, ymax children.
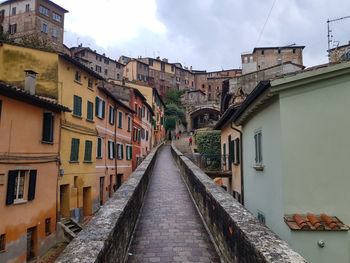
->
<box><xmin>6</xmin><ymin>170</ymin><xmax>16</xmax><ymax>205</ymax></box>
<box><xmin>70</xmin><ymin>138</ymin><xmax>80</xmax><ymax>162</ymax></box>
<box><xmin>95</xmin><ymin>97</ymin><xmax>99</xmax><ymax>117</ymax></box>
<box><xmin>87</xmin><ymin>101</ymin><xmax>93</xmax><ymax>121</ymax></box>
<box><xmin>231</xmin><ymin>140</ymin><xmax>235</xmax><ymax>164</ymax></box>
<box><xmin>102</xmin><ymin>100</ymin><xmax>105</xmax><ymax>119</ymax></box>
<box><xmin>42</xmin><ymin>112</ymin><xmax>54</xmax><ymax>142</ymax></box>
<box><xmin>118</xmin><ymin>111</ymin><xmax>123</xmax><ymax>128</ymax></box>
<box><xmin>235</xmin><ymin>138</ymin><xmax>240</xmax><ymax>164</ymax></box>
<box><xmin>121</xmin><ymin>144</ymin><xmax>124</xmax><ymax>159</ymax></box>
<box><xmin>108</xmin><ymin>141</ymin><xmax>111</xmax><ymax>159</ymax></box>
<box><xmin>97</xmin><ymin>137</ymin><xmax>102</xmax><ymax>158</ymax></box>
<box><xmin>73</xmin><ymin>95</ymin><xmax>82</xmax><ymax>117</ymax></box>
<box><xmin>127</xmin><ymin>116</ymin><xmax>130</xmax><ymax>131</ymax></box>
<box><xmin>130</xmin><ymin>146</ymin><xmax>132</xmax><ymax>159</ymax></box>
<box><xmin>84</xmin><ymin>140</ymin><xmax>92</xmax><ymax>162</ymax></box>
<box><xmin>28</xmin><ymin>170</ymin><xmax>37</xmax><ymax>201</ymax></box>
<box><xmin>78</xmin><ymin>97</ymin><xmax>82</xmax><ymax>116</ymax></box>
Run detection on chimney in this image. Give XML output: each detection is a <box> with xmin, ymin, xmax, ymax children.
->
<box><xmin>24</xmin><ymin>70</ymin><xmax>38</xmax><ymax>95</ymax></box>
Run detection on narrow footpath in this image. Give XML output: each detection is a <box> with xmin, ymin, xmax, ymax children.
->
<box><xmin>127</xmin><ymin>146</ymin><xmax>220</xmax><ymax>263</ymax></box>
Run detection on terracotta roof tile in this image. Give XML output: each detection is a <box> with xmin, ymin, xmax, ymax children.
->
<box><xmin>284</xmin><ymin>213</ymin><xmax>349</xmax><ymax>231</ymax></box>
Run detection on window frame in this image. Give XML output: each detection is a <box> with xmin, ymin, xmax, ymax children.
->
<box><xmin>117</xmin><ymin>110</ymin><xmax>123</xmax><ymax>128</ymax></box>
<box><xmin>87</xmin><ymin>101</ymin><xmax>94</xmax><ymax>121</ymax></box>
<box><xmin>84</xmin><ymin>140</ymin><xmax>93</xmax><ymax>162</ymax></box>
<box><xmin>70</xmin><ymin>138</ymin><xmax>80</xmax><ymax>162</ymax></box>
<box><xmin>42</xmin><ymin>111</ymin><xmax>54</xmax><ymax>143</ymax></box>
<box><xmin>96</xmin><ymin>137</ymin><xmax>102</xmax><ymax>158</ymax></box>
<box><xmin>73</xmin><ymin>95</ymin><xmax>82</xmax><ymax>117</ymax></box>
<box><xmin>254</xmin><ymin>130</ymin><xmax>263</xmax><ymax>168</ymax></box>
<box><xmin>109</xmin><ymin>105</ymin><xmax>115</xmax><ymax>125</ymax></box>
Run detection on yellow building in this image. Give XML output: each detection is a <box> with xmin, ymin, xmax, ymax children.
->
<box><xmin>0</xmin><ymin>42</ymin><xmax>104</xmax><ymax>222</ymax></box>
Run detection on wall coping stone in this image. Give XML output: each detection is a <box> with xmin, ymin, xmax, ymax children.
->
<box><xmin>56</xmin><ymin>144</ymin><xmax>163</xmax><ymax>263</ymax></box>
<box><xmin>171</xmin><ymin>143</ymin><xmax>307</xmax><ymax>263</ymax></box>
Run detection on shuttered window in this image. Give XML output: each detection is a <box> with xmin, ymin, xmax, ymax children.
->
<box><xmin>95</xmin><ymin>97</ymin><xmax>105</xmax><ymax>119</ymax></box>
<box><xmin>84</xmin><ymin>140</ymin><xmax>92</xmax><ymax>162</ymax></box>
<box><xmin>254</xmin><ymin>131</ymin><xmax>262</xmax><ymax>165</ymax></box>
<box><xmin>146</xmin><ymin>130</ymin><xmax>149</xmax><ymax>141</ymax></box>
<box><xmin>138</xmin><ymin>129</ymin><xmax>141</xmax><ymax>143</ymax></box>
<box><xmin>97</xmin><ymin>137</ymin><xmax>102</xmax><ymax>158</ymax></box>
<box><xmin>235</xmin><ymin>138</ymin><xmax>240</xmax><ymax>164</ymax></box>
<box><xmin>70</xmin><ymin>138</ymin><xmax>80</xmax><ymax>162</ymax></box>
<box><xmin>6</xmin><ymin>170</ymin><xmax>36</xmax><ymax>204</ymax></box>
<box><xmin>28</xmin><ymin>170</ymin><xmax>37</xmax><ymax>201</ymax></box>
<box><xmin>109</xmin><ymin>105</ymin><xmax>115</xmax><ymax>125</ymax></box>
<box><xmin>127</xmin><ymin>116</ymin><xmax>131</xmax><ymax>131</ymax></box>
<box><xmin>126</xmin><ymin>145</ymin><xmax>132</xmax><ymax>160</ymax></box>
<box><xmin>42</xmin><ymin>112</ymin><xmax>54</xmax><ymax>142</ymax></box>
<box><xmin>73</xmin><ymin>95</ymin><xmax>82</xmax><ymax>117</ymax></box>
<box><xmin>117</xmin><ymin>144</ymin><xmax>124</xmax><ymax>160</ymax></box>
<box><xmin>87</xmin><ymin>101</ymin><xmax>94</xmax><ymax>121</ymax></box>
<box><xmin>118</xmin><ymin>111</ymin><xmax>123</xmax><ymax>128</ymax></box>
<box><xmin>108</xmin><ymin>141</ymin><xmax>114</xmax><ymax>159</ymax></box>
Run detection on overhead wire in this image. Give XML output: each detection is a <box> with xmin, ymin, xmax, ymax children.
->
<box><xmin>255</xmin><ymin>0</ymin><xmax>278</xmax><ymax>47</ymax></box>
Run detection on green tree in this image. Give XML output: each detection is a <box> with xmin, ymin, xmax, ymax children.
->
<box><xmin>165</xmin><ymin>88</ymin><xmax>184</xmax><ymax>105</ymax></box>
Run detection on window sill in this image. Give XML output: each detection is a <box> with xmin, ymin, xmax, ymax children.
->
<box><xmin>233</xmin><ymin>162</ymin><xmax>240</xmax><ymax>166</ymax></box>
<box><xmin>74</xmin><ymin>80</ymin><xmax>82</xmax><ymax>85</ymax></box>
<box><xmin>69</xmin><ymin>161</ymin><xmax>79</xmax><ymax>163</ymax></box>
<box><xmin>86</xmin><ymin>119</ymin><xmax>94</xmax><ymax>123</ymax></box>
<box><xmin>41</xmin><ymin>140</ymin><xmax>54</xmax><ymax>145</ymax></box>
<box><xmin>83</xmin><ymin>161</ymin><xmax>92</xmax><ymax>163</ymax></box>
<box><xmin>253</xmin><ymin>165</ymin><xmax>264</xmax><ymax>171</ymax></box>
<box><xmin>14</xmin><ymin>200</ymin><xmax>28</xmax><ymax>205</ymax></box>
<box><xmin>87</xmin><ymin>87</ymin><xmax>94</xmax><ymax>91</ymax></box>
<box><xmin>72</xmin><ymin>114</ymin><xmax>82</xmax><ymax>119</ymax></box>
<box><xmin>96</xmin><ymin>157</ymin><xmax>102</xmax><ymax>159</ymax></box>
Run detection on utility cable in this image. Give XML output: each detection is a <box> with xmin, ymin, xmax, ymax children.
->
<box><xmin>255</xmin><ymin>0</ymin><xmax>278</xmax><ymax>47</ymax></box>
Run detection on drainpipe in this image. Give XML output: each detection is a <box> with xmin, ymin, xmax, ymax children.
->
<box><xmin>114</xmin><ymin>104</ymin><xmax>119</xmax><ymax>192</ymax></box>
<box><xmin>230</xmin><ymin>121</ymin><xmax>244</xmax><ymax>206</ymax></box>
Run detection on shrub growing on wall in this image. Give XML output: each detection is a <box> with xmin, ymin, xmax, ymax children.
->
<box><xmin>194</xmin><ymin>130</ymin><xmax>221</xmax><ymax>155</ymax></box>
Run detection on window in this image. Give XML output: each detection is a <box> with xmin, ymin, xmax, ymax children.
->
<box><xmin>70</xmin><ymin>138</ymin><xmax>80</xmax><ymax>162</ymax></box>
<box><xmin>117</xmin><ymin>144</ymin><xmax>124</xmax><ymax>160</ymax></box>
<box><xmin>126</xmin><ymin>145</ymin><xmax>132</xmax><ymax>160</ymax></box>
<box><xmin>133</xmin><ymin>127</ymin><xmax>137</xmax><ymax>142</ymax></box>
<box><xmin>75</xmin><ymin>71</ymin><xmax>81</xmax><ymax>82</ymax></box>
<box><xmin>95</xmin><ymin>97</ymin><xmax>105</xmax><ymax>119</ymax></box>
<box><xmin>138</xmin><ymin>63</ymin><xmax>142</xmax><ymax>69</ymax></box>
<box><xmin>109</xmin><ymin>105</ymin><xmax>115</xmax><ymax>125</ymax></box>
<box><xmin>96</xmin><ymin>65</ymin><xmax>101</xmax><ymax>73</ymax></box>
<box><xmin>141</xmin><ymin>128</ymin><xmax>145</xmax><ymax>139</ymax></box>
<box><xmin>277</xmin><ymin>59</ymin><xmax>282</xmax><ymax>65</ymax></box>
<box><xmin>258</xmin><ymin>211</ymin><xmax>266</xmax><ymax>224</ymax></box>
<box><xmin>12</xmin><ymin>7</ymin><xmax>16</xmax><ymax>15</ymax></box>
<box><xmin>116</xmin><ymin>73</ymin><xmax>120</xmax><ymax>80</ymax></box>
<box><xmin>0</xmin><ymin>234</ymin><xmax>5</xmax><ymax>252</ymax></box>
<box><xmin>261</xmin><ymin>50</ymin><xmax>264</xmax><ymax>55</ymax></box>
<box><xmin>235</xmin><ymin>138</ymin><xmax>240</xmax><ymax>164</ymax></box>
<box><xmin>127</xmin><ymin>116</ymin><xmax>131</xmax><ymax>132</ymax></box>
<box><xmin>171</xmin><ymin>65</ymin><xmax>174</xmax><ymax>72</ymax></box>
<box><xmin>223</xmin><ymin>143</ymin><xmax>226</xmax><ymax>165</ymax></box>
<box><xmin>6</xmin><ymin>170</ymin><xmax>37</xmax><ymax>204</ymax></box>
<box><xmin>293</xmin><ymin>48</ymin><xmax>296</xmax><ymax>54</ymax></box>
<box><xmin>45</xmin><ymin>218</ymin><xmax>51</xmax><ymax>235</ymax></box>
<box><xmin>146</xmin><ymin>130</ymin><xmax>149</xmax><ymax>141</ymax></box>
<box><xmin>161</xmin><ymin>62</ymin><xmax>165</xmax><ymax>72</ymax></box>
<box><xmin>25</xmin><ymin>4</ymin><xmax>30</xmax><ymax>12</ymax></box>
<box><xmin>108</xmin><ymin>141</ymin><xmax>115</xmax><ymax>159</ymax></box>
<box><xmin>88</xmin><ymin>78</ymin><xmax>92</xmax><ymax>89</ymax></box>
<box><xmin>144</xmin><ymin>65</ymin><xmax>147</xmax><ymax>70</ymax></box>
<box><xmin>52</xmin><ymin>12</ymin><xmax>62</xmax><ymax>22</ymax></box>
<box><xmin>249</xmin><ymin>56</ymin><xmax>253</xmax><ymax>62</ymax></box>
<box><xmin>73</xmin><ymin>95</ymin><xmax>82</xmax><ymax>117</ymax></box>
<box><xmin>254</xmin><ymin>130</ymin><xmax>262</xmax><ymax>166</ymax></box>
<box><xmin>138</xmin><ymin>106</ymin><xmax>142</xmax><ymax>120</ymax></box>
<box><xmin>134</xmin><ymin>103</ymin><xmax>137</xmax><ymax>114</ymax></box>
<box><xmin>87</xmin><ymin>101</ymin><xmax>94</xmax><ymax>121</ymax></box>
<box><xmin>52</xmin><ymin>28</ymin><xmax>57</xmax><ymax>38</ymax></box>
<box><xmin>142</xmin><ymin>106</ymin><xmax>145</xmax><ymax>118</ymax></box>
<box><xmin>278</xmin><ymin>48</ymin><xmax>281</xmax><ymax>54</ymax></box>
<box><xmin>84</xmin><ymin>140</ymin><xmax>92</xmax><ymax>162</ymax></box>
<box><xmin>138</xmin><ymin>129</ymin><xmax>141</xmax><ymax>143</ymax></box>
<box><xmin>97</xmin><ymin>137</ymin><xmax>102</xmax><ymax>158</ymax></box>
<box><xmin>104</xmin><ymin>69</ymin><xmax>108</xmax><ymax>75</ymax></box>
<box><xmin>39</xmin><ymin>5</ymin><xmax>49</xmax><ymax>16</ymax></box>
<box><xmin>117</xmin><ymin>111</ymin><xmax>123</xmax><ymax>128</ymax></box>
<box><xmin>9</xmin><ymin>24</ymin><xmax>16</xmax><ymax>34</ymax></box>
<box><xmin>149</xmin><ymin>59</ymin><xmax>153</xmax><ymax>66</ymax></box>
<box><xmin>42</xmin><ymin>112</ymin><xmax>54</xmax><ymax>143</ymax></box>
<box><xmin>41</xmin><ymin>23</ymin><xmax>48</xmax><ymax>34</ymax></box>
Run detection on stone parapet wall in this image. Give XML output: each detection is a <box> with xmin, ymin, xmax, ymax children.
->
<box><xmin>56</xmin><ymin>144</ymin><xmax>163</xmax><ymax>263</ymax></box>
<box><xmin>171</xmin><ymin>144</ymin><xmax>307</xmax><ymax>263</ymax></box>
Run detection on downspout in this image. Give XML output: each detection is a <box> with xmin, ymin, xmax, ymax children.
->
<box><xmin>114</xmin><ymin>104</ymin><xmax>118</xmax><ymax>191</ymax></box>
<box><xmin>230</xmin><ymin>121</ymin><xmax>244</xmax><ymax>205</ymax></box>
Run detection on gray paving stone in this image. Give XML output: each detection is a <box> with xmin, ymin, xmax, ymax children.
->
<box><xmin>127</xmin><ymin>146</ymin><xmax>220</xmax><ymax>263</ymax></box>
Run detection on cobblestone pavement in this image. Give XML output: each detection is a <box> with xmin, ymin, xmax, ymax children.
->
<box><xmin>127</xmin><ymin>146</ymin><xmax>220</xmax><ymax>263</ymax></box>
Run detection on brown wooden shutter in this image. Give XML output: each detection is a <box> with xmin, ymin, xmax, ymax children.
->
<box><xmin>6</xmin><ymin>170</ymin><xmax>16</xmax><ymax>205</ymax></box>
<box><xmin>28</xmin><ymin>170</ymin><xmax>37</xmax><ymax>201</ymax></box>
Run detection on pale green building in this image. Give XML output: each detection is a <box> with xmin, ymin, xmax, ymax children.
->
<box><xmin>231</xmin><ymin>61</ymin><xmax>350</xmax><ymax>263</ymax></box>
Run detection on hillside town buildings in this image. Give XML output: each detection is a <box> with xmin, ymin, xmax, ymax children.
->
<box><xmin>0</xmin><ymin>0</ymin><xmax>68</xmax><ymax>51</ymax></box>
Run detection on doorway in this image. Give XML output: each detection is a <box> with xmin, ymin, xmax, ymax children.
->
<box><xmin>99</xmin><ymin>177</ymin><xmax>105</xmax><ymax>205</ymax></box>
<box><xmin>116</xmin><ymin>174</ymin><xmax>123</xmax><ymax>190</ymax></box>
<box><xmin>83</xmin><ymin>187</ymin><xmax>92</xmax><ymax>216</ymax></box>
<box><xmin>60</xmin><ymin>184</ymin><xmax>70</xmax><ymax>218</ymax></box>
<box><xmin>26</xmin><ymin>227</ymin><xmax>37</xmax><ymax>260</ymax></box>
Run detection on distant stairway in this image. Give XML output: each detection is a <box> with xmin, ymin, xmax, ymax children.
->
<box><xmin>58</xmin><ymin>218</ymin><xmax>83</xmax><ymax>241</ymax></box>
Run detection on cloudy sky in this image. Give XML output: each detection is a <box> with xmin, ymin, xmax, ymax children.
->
<box><xmin>59</xmin><ymin>0</ymin><xmax>350</xmax><ymax>71</ymax></box>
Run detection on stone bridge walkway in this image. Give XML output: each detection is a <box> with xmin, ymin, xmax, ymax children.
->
<box><xmin>127</xmin><ymin>146</ymin><xmax>220</xmax><ymax>263</ymax></box>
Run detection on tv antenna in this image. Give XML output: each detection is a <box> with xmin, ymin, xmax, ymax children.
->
<box><xmin>327</xmin><ymin>15</ymin><xmax>350</xmax><ymax>59</ymax></box>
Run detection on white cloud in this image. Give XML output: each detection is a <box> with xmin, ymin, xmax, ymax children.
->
<box><xmin>58</xmin><ymin>0</ymin><xmax>166</xmax><ymax>47</ymax></box>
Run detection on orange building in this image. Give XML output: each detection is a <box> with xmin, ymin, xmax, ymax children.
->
<box><xmin>95</xmin><ymin>87</ymin><xmax>134</xmax><ymax>206</ymax></box>
<box><xmin>0</xmin><ymin>81</ymin><xmax>70</xmax><ymax>263</ymax></box>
